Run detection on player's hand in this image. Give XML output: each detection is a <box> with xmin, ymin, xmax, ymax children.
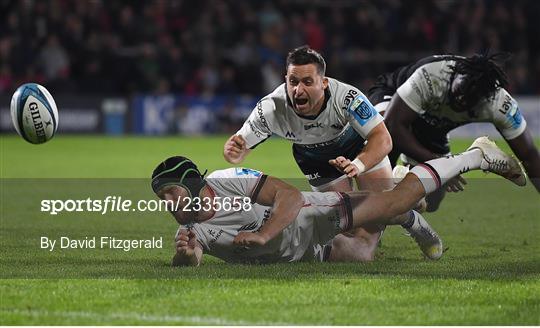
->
<box><xmin>175</xmin><ymin>228</ymin><xmax>197</xmax><ymax>256</ymax></box>
<box><xmin>233</xmin><ymin>232</ymin><xmax>268</xmax><ymax>247</ymax></box>
<box><xmin>329</xmin><ymin>156</ymin><xmax>360</xmax><ymax>178</ymax></box>
<box><xmin>445</xmin><ymin>175</ymin><xmax>467</xmax><ymax>192</ymax></box>
<box><xmin>224</xmin><ymin>135</ymin><xmax>247</xmax><ymax>164</ymax></box>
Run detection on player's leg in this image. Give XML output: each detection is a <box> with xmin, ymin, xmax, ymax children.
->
<box><xmin>331</xmin><ymin>161</ymin><xmax>394</xmax><ymax>262</ymax></box>
<box><xmin>357</xmin><ymin>158</ymin><xmax>443</xmax><ymax>259</ymax></box>
<box><xmin>347</xmin><ymin>137</ymin><xmax>527</xmax><ymax>229</ymax></box>
<box><xmin>292</xmin><ymin>143</ymin><xmax>383</xmax><ymax>262</ymax></box>
<box><xmin>407</xmin><ymin>124</ymin><xmax>453</xmax><ymax>212</ymax></box>
<box><xmin>319</xmin><ymin>175</ymin><xmax>382</xmax><ymax>262</ymax></box>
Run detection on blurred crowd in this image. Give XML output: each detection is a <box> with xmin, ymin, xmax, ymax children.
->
<box><xmin>1</xmin><ymin>0</ymin><xmax>539</xmax><ymax>96</ymax></box>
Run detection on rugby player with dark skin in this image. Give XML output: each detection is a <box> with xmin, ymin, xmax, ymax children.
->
<box><xmin>384</xmin><ymin>55</ymin><xmax>540</xmax><ymax>198</ymax></box>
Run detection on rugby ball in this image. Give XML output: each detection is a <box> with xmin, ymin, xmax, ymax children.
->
<box><xmin>10</xmin><ymin>83</ymin><xmax>59</xmax><ymax>144</ymax></box>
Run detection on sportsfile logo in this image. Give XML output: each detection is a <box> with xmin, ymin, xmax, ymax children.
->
<box><xmin>40</xmin><ymin>196</ymin><xmax>253</xmax><ymax>215</ymax></box>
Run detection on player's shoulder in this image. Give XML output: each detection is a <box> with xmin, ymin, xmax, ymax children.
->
<box><xmin>413</xmin><ymin>56</ymin><xmax>459</xmax><ymax>78</ymax></box>
<box><xmin>326</xmin><ymin>77</ymin><xmax>365</xmax><ymax>110</ymax></box>
<box><xmin>260</xmin><ymin>83</ymin><xmax>287</xmax><ymax>111</ymax></box>
<box><xmin>207</xmin><ymin>167</ymin><xmax>264</xmax><ymax>180</ymax></box>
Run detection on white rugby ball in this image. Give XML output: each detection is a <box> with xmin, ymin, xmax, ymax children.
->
<box><xmin>10</xmin><ymin>83</ymin><xmax>59</xmax><ymax>144</ymax></box>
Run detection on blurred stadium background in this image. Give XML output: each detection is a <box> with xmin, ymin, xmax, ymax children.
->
<box><xmin>0</xmin><ymin>0</ymin><xmax>539</xmax><ymax>138</ymax></box>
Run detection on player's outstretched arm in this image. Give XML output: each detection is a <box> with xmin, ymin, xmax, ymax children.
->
<box><xmin>233</xmin><ymin>177</ymin><xmax>304</xmax><ymax>246</ymax></box>
<box><xmin>223</xmin><ymin>135</ymin><xmax>251</xmax><ymax>164</ymax></box>
<box><xmin>506</xmin><ymin>129</ymin><xmax>540</xmax><ymax>192</ymax></box>
<box><xmin>385</xmin><ymin>95</ymin><xmax>440</xmax><ymax>162</ymax></box>
<box><xmin>172</xmin><ymin>228</ymin><xmax>203</xmax><ymax>267</ymax></box>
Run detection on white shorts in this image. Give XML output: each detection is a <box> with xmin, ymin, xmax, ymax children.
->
<box><xmin>281</xmin><ymin>191</ymin><xmax>352</xmax><ymax>262</ymax></box>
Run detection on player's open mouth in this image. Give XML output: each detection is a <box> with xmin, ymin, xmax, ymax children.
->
<box><xmin>295</xmin><ymin>98</ymin><xmax>308</xmax><ymax>106</ymax></box>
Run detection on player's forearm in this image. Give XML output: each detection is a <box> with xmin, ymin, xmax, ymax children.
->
<box><xmin>258</xmin><ymin>189</ymin><xmax>304</xmax><ymax>242</ymax></box>
<box><xmin>393</xmin><ymin>127</ymin><xmax>438</xmax><ymax>162</ymax></box>
<box><xmin>357</xmin><ymin>126</ymin><xmax>392</xmax><ymax>169</ymax></box>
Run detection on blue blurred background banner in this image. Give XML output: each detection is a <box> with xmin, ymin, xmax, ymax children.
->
<box><xmin>1</xmin><ymin>94</ymin><xmax>538</xmax><ymax>137</ymax></box>
<box><xmin>131</xmin><ymin>94</ymin><xmax>256</xmax><ymax>135</ymax></box>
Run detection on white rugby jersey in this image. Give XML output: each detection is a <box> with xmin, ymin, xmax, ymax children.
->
<box><xmin>181</xmin><ymin>168</ymin><xmax>348</xmax><ymax>263</ymax></box>
<box><xmin>237</xmin><ymin>77</ymin><xmax>384</xmax><ymax>149</ymax></box>
<box><xmin>396</xmin><ymin>59</ymin><xmax>527</xmax><ymax>140</ymax></box>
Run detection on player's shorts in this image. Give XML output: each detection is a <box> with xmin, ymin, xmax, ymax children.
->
<box><xmin>292</xmin><ymin>129</ymin><xmax>391</xmax><ymax>188</ymax></box>
<box><xmin>289</xmin><ymin>192</ymin><xmax>353</xmax><ymax>262</ymax></box>
<box><xmin>388</xmin><ymin>118</ymin><xmax>451</xmax><ymax>166</ymax></box>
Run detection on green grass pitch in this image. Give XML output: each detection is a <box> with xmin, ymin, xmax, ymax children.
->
<box><xmin>1</xmin><ymin>135</ymin><xmax>539</xmax><ymax>325</ymax></box>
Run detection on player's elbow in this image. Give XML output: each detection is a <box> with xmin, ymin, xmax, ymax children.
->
<box><xmin>378</xmin><ymin>131</ymin><xmax>393</xmax><ymax>156</ymax></box>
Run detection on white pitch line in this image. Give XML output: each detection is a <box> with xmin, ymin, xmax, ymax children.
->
<box><xmin>1</xmin><ymin>308</ymin><xmax>293</xmax><ymax>325</ymax></box>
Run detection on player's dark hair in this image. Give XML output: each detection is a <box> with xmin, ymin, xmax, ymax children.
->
<box><xmin>451</xmin><ymin>52</ymin><xmax>509</xmax><ymax>99</ymax></box>
<box><xmin>151</xmin><ymin>156</ymin><xmax>207</xmax><ymax>197</ymax></box>
<box><xmin>286</xmin><ymin>45</ymin><xmax>326</xmax><ymax>75</ymax></box>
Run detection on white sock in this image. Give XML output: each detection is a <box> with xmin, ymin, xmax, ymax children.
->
<box><xmin>410</xmin><ymin>149</ymin><xmax>483</xmax><ymax>194</ymax></box>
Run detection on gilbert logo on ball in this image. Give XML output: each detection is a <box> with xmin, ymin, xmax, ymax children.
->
<box><xmin>10</xmin><ymin>83</ymin><xmax>59</xmax><ymax>144</ymax></box>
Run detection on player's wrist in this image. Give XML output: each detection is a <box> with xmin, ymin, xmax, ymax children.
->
<box><xmin>257</xmin><ymin>231</ymin><xmax>271</xmax><ymax>244</ymax></box>
<box><xmin>351</xmin><ymin>158</ymin><xmax>366</xmax><ymax>175</ymax></box>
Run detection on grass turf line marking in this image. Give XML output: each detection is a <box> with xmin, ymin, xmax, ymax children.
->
<box><xmin>1</xmin><ymin>308</ymin><xmax>293</xmax><ymax>325</ymax></box>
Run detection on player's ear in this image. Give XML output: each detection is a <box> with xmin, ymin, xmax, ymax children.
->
<box><xmin>322</xmin><ymin>77</ymin><xmax>329</xmax><ymax>89</ymax></box>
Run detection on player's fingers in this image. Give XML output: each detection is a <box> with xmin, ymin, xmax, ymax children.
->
<box><xmin>347</xmin><ymin>171</ymin><xmax>357</xmax><ymax>178</ymax></box>
<box><xmin>225</xmin><ymin>144</ymin><xmax>242</xmax><ymax>153</ymax></box>
<box><xmin>458</xmin><ymin>176</ymin><xmax>467</xmax><ymax>185</ymax></box>
<box><xmin>449</xmin><ymin>183</ymin><xmax>461</xmax><ymax>192</ymax></box>
<box><xmin>232</xmin><ymin>135</ymin><xmax>245</xmax><ymax>147</ymax></box>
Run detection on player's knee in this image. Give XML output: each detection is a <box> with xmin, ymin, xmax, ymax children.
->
<box><xmin>330</xmin><ymin>234</ymin><xmax>377</xmax><ymax>262</ymax></box>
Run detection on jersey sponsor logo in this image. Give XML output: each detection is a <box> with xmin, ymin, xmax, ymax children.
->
<box><xmin>499</xmin><ymin>95</ymin><xmax>517</xmax><ymax>115</ymax></box>
<box><xmin>304</xmin><ymin>122</ymin><xmax>323</xmax><ymax>130</ymax></box>
<box><xmin>305</xmin><ymin>172</ymin><xmax>321</xmax><ymax>180</ymax></box>
<box><xmin>421</xmin><ymin>68</ymin><xmax>435</xmax><ymax>97</ymax></box>
<box><xmin>499</xmin><ymin>95</ymin><xmax>522</xmax><ymax>129</ymax></box>
<box><xmin>341</xmin><ymin>89</ymin><xmax>358</xmax><ymax>111</ymax></box>
<box><xmin>349</xmin><ymin>95</ymin><xmax>376</xmax><ymax>126</ymax></box>
<box><xmin>208</xmin><ymin>228</ymin><xmax>224</xmax><ymax>245</ymax></box>
<box><xmin>285</xmin><ymin>131</ymin><xmax>296</xmax><ymax>138</ymax></box>
<box><xmin>247</xmin><ymin>120</ymin><xmax>263</xmax><ymax>138</ymax></box>
<box><xmin>235</xmin><ymin>167</ymin><xmax>262</xmax><ymax>177</ymax></box>
<box><xmin>256</xmin><ymin>101</ymin><xmax>270</xmax><ymax>130</ymax></box>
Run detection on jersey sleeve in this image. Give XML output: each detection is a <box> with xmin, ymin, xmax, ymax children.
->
<box><xmin>490</xmin><ymin>89</ymin><xmax>527</xmax><ymax>140</ymax></box>
<box><xmin>207</xmin><ymin>168</ymin><xmax>268</xmax><ymax>201</ymax></box>
<box><xmin>236</xmin><ymin>99</ymin><xmax>274</xmax><ymax>149</ymax></box>
<box><xmin>341</xmin><ymin>88</ymin><xmax>384</xmax><ymax>138</ymax></box>
<box><xmin>396</xmin><ymin>64</ymin><xmax>438</xmax><ymax>115</ymax></box>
